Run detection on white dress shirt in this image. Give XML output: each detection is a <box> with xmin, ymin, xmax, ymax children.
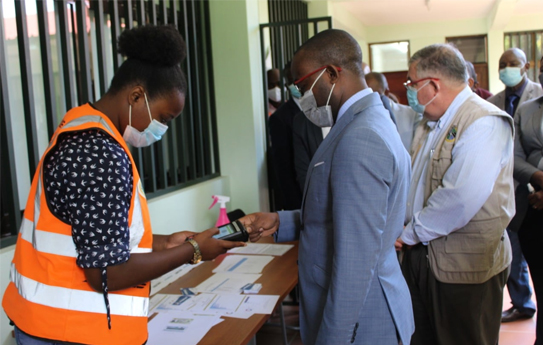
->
<box><xmin>401</xmin><ymin>86</ymin><xmax>513</xmax><ymax>245</ymax></box>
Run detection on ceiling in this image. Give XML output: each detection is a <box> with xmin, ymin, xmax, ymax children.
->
<box><xmin>333</xmin><ymin>0</ymin><xmax>543</xmax><ymax>26</ymax></box>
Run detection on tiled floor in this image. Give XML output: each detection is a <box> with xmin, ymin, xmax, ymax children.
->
<box><xmin>255</xmin><ymin>286</ymin><xmax>538</xmax><ymax>345</ymax></box>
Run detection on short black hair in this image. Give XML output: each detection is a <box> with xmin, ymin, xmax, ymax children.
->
<box><xmin>296</xmin><ymin>29</ymin><xmax>363</xmax><ymax>76</ymax></box>
<box><xmin>365</xmin><ymin>72</ymin><xmax>387</xmax><ymax>91</ymax></box>
<box><xmin>108</xmin><ymin>25</ymin><xmax>187</xmax><ymax>100</ymax></box>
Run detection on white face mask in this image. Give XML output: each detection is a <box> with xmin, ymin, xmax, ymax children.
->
<box><xmin>123</xmin><ymin>93</ymin><xmax>168</xmax><ymax>147</ymax></box>
<box><xmin>268</xmin><ymin>86</ymin><xmax>282</xmax><ymax>103</ymax></box>
<box><xmin>299</xmin><ymin>69</ymin><xmax>335</xmax><ymax>128</ymax></box>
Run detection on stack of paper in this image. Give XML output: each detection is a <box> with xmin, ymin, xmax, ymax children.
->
<box><xmin>149</xmin><ymin>293</ymin><xmax>279</xmax><ymax>320</ymax></box>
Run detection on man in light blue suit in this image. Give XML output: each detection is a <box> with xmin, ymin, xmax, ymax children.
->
<box><xmin>242</xmin><ymin>29</ymin><xmax>414</xmax><ymax>345</ymax></box>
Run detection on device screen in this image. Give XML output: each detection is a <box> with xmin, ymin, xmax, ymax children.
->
<box><xmin>213</xmin><ymin>223</ymin><xmax>239</xmax><ymax>238</ymax></box>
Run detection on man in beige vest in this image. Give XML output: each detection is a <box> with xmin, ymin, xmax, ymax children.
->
<box><xmin>397</xmin><ymin>44</ymin><xmax>515</xmax><ymax>345</ymax></box>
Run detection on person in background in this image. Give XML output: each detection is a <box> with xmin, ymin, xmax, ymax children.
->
<box><xmin>363</xmin><ymin>72</ymin><xmax>397</xmax><ymax>125</ymax></box>
<box><xmin>267</xmin><ymin>68</ymin><xmax>283</xmax><ymax>115</ymax></box>
<box><xmin>2</xmin><ymin>25</ymin><xmax>244</xmax><ymax>345</ymax></box>
<box><xmin>268</xmin><ymin>61</ymin><xmax>303</xmax><ymax>210</ymax></box>
<box><xmin>488</xmin><ymin>47</ymin><xmax>542</xmax><ymax>323</ymax></box>
<box><xmin>466</xmin><ymin>61</ymin><xmax>493</xmax><ymax>100</ymax></box>
<box><xmin>366</xmin><ymin>72</ymin><xmax>422</xmax><ymax>150</ymax></box>
<box><xmin>513</xmin><ymin>56</ymin><xmax>543</xmax><ymax>344</ymax></box>
<box><xmin>243</xmin><ymin>29</ymin><xmax>414</xmax><ymax>345</ymax></box>
<box><xmin>292</xmin><ymin>110</ymin><xmax>327</xmax><ymax>192</ymax></box>
<box><xmin>397</xmin><ymin>43</ymin><xmax>514</xmax><ymax>345</ymax></box>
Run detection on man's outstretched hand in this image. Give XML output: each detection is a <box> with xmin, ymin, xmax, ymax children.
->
<box><xmin>239</xmin><ymin>212</ymin><xmax>280</xmax><ymax>242</ymax></box>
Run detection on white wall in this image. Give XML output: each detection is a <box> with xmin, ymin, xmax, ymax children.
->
<box><xmin>365</xmin><ymin>14</ymin><xmax>543</xmax><ymax>94</ymax></box>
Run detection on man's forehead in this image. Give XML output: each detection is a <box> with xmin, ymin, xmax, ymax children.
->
<box><xmin>500</xmin><ymin>51</ymin><xmax>523</xmax><ymax>64</ymax></box>
<box><xmin>407</xmin><ymin>62</ymin><xmax>419</xmax><ymax>80</ymax></box>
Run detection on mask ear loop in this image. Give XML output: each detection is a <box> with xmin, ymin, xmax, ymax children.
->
<box><xmin>144</xmin><ymin>93</ymin><xmax>152</xmax><ymax>122</ymax></box>
<box><xmin>310</xmin><ymin>68</ymin><xmax>328</xmax><ymax>91</ymax></box>
<box><xmin>326</xmin><ymin>84</ymin><xmax>336</xmax><ymax>106</ymax></box>
<box><xmin>128</xmin><ymin>104</ymin><xmax>132</xmax><ymax>126</ymax></box>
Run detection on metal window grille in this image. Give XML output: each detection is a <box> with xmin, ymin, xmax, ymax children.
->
<box><xmin>504</xmin><ymin>30</ymin><xmax>543</xmax><ymax>82</ymax></box>
<box><xmin>0</xmin><ymin>0</ymin><xmax>219</xmax><ymax>248</ymax></box>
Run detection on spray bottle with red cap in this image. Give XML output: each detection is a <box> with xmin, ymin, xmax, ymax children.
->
<box><xmin>209</xmin><ymin>195</ymin><xmax>230</xmax><ymax>227</ymax></box>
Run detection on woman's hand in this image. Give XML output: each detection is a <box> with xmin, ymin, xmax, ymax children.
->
<box><xmin>238</xmin><ymin>212</ymin><xmax>280</xmax><ymax>242</ymax></box>
<box><xmin>164</xmin><ymin>231</ymin><xmax>196</xmax><ymax>249</ymax></box>
<box><xmin>193</xmin><ymin>228</ymin><xmax>246</xmax><ymax>261</ymax></box>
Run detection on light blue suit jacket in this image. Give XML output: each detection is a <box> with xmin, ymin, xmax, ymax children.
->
<box><xmin>277</xmin><ymin>92</ymin><xmax>414</xmax><ymax>345</ymax></box>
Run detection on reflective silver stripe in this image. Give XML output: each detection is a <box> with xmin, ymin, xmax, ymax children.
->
<box><xmin>60</xmin><ymin>115</ymin><xmax>117</xmax><ymax>139</ymax></box>
<box><xmin>129</xmin><ymin>179</ymin><xmax>145</xmax><ymax>252</ymax></box>
<box><xmin>19</xmin><ymin>218</ymin><xmax>151</xmax><ymax>257</ymax></box>
<box><xmin>20</xmin><ymin>218</ymin><xmax>77</xmax><ymax>257</ymax></box>
<box><xmin>11</xmin><ymin>264</ymin><xmax>148</xmax><ymax>317</ymax></box>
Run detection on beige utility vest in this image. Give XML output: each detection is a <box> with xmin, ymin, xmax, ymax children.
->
<box><xmin>410</xmin><ymin>93</ymin><xmax>515</xmax><ymax>284</ymax></box>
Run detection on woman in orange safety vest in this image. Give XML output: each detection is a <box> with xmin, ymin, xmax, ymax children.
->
<box><xmin>2</xmin><ymin>25</ymin><xmax>245</xmax><ymax>345</ymax></box>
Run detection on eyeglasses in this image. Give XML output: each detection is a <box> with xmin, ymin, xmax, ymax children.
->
<box><xmin>404</xmin><ymin>77</ymin><xmax>439</xmax><ymax>91</ymax></box>
<box><xmin>292</xmin><ymin>65</ymin><xmax>342</xmax><ymax>98</ymax></box>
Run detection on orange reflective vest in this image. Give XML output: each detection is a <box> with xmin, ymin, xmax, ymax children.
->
<box><xmin>3</xmin><ymin>104</ymin><xmax>153</xmax><ymax>345</ymax></box>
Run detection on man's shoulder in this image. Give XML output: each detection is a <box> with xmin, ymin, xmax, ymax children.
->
<box><xmin>487</xmin><ymin>89</ymin><xmax>505</xmax><ymax>105</ymax></box>
<box><xmin>518</xmin><ymin>94</ymin><xmax>543</xmax><ymax>113</ymax></box>
<box><xmin>271</xmin><ymin>99</ymin><xmax>299</xmax><ymax>118</ymax></box>
<box><xmin>525</xmin><ymin>80</ymin><xmax>543</xmax><ymax>97</ymax></box>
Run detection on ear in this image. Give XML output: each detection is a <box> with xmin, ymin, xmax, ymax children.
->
<box><xmin>326</xmin><ymin>65</ymin><xmax>341</xmax><ymax>84</ymax></box>
<box><xmin>128</xmin><ymin>86</ymin><xmax>145</xmax><ymax>106</ymax></box>
<box><xmin>468</xmin><ymin>78</ymin><xmax>475</xmax><ymax>89</ymax></box>
<box><xmin>523</xmin><ymin>61</ymin><xmax>531</xmax><ymax>71</ymax></box>
<box><xmin>430</xmin><ymin>79</ymin><xmax>440</xmax><ymax>94</ymax></box>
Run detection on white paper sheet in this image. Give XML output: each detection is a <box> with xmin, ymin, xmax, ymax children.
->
<box><xmin>193</xmin><ymin>273</ymin><xmax>261</xmax><ymax>294</ymax></box>
<box><xmin>227</xmin><ymin>243</ymin><xmax>294</xmax><ymax>256</ymax></box>
<box><xmin>151</xmin><ymin>293</ymin><xmax>217</xmax><ymax>314</ymax></box>
<box><xmin>150</xmin><ymin>262</ymin><xmax>202</xmax><ymax>295</ymax></box>
<box><xmin>212</xmin><ymin>255</ymin><xmax>274</xmax><ymax>274</ymax></box>
<box><xmin>147</xmin><ymin>311</ymin><xmax>223</xmax><ymax>345</ymax></box>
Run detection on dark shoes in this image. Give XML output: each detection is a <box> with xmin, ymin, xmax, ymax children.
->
<box><xmin>501</xmin><ymin>307</ymin><xmax>534</xmax><ymax>323</ymax></box>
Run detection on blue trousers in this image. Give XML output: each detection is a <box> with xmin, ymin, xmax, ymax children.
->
<box><xmin>14</xmin><ymin>327</ymin><xmax>83</xmax><ymax>345</ymax></box>
<box><xmin>506</xmin><ymin>229</ymin><xmax>536</xmax><ymax>315</ymax></box>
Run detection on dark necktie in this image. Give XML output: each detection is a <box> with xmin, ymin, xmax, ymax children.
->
<box><xmin>505</xmin><ymin>94</ymin><xmax>519</xmax><ymax>117</ymax></box>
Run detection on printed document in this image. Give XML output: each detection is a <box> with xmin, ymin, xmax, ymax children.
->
<box><xmin>212</xmin><ymin>255</ymin><xmax>274</xmax><ymax>274</ymax></box>
<box><xmin>228</xmin><ymin>243</ymin><xmax>294</xmax><ymax>256</ymax></box>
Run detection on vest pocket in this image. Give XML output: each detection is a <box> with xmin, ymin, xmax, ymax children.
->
<box><xmin>435</xmin><ymin>218</ymin><xmax>503</xmax><ymax>272</ymax></box>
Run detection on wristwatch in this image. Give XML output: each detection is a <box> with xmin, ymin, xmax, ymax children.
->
<box><xmin>186</xmin><ymin>239</ymin><xmax>202</xmax><ymax>264</ymax></box>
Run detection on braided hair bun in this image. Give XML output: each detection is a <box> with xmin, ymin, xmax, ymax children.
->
<box><xmin>118</xmin><ymin>25</ymin><xmax>186</xmax><ymax>67</ymax></box>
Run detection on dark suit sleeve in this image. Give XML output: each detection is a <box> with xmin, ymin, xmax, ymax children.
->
<box><xmin>292</xmin><ymin>112</ymin><xmax>312</xmax><ymax>192</ymax></box>
<box><xmin>269</xmin><ymin>109</ymin><xmax>303</xmax><ymax>210</ymax></box>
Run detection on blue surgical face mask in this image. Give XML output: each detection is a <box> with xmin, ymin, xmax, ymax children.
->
<box><xmin>499</xmin><ymin>67</ymin><xmax>524</xmax><ymax>87</ymax></box>
<box><xmin>123</xmin><ymin>93</ymin><xmax>168</xmax><ymax>147</ymax></box>
<box><xmin>288</xmin><ymin>84</ymin><xmax>302</xmax><ymax>98</ymax></box>
<box><xmin>406</xmin><ymin>81</ymin><xmax>436</xmax><ymax>114</ymax></box>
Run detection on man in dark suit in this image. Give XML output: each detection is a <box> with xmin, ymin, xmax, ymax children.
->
<box><xmin>292</xmin><ymin>111</ymin><xmax>325</xmax><ymax>192</ymax></box>
<box><xmin>268</xmin><ymin>62</ymin><xmax>304</xmax><ymax>210</ymax></box>
<box><xmin>488</xmin><ymin>48</ymin><xmax>542</xmax><ymax>323</ymax></box>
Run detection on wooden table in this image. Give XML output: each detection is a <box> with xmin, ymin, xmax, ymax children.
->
<box><xmin>158</xmin><ymin>241</ymin><xmax>299</xmax><ymax>345</ymax></box>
